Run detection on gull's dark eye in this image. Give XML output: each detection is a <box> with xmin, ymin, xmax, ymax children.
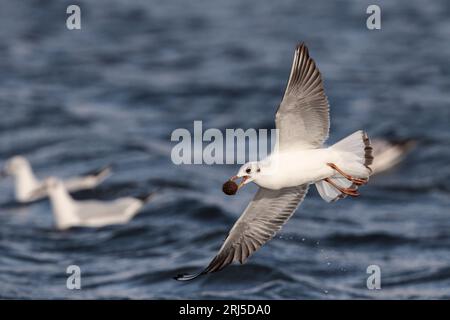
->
<box><xmin>245</xmin><ymin>168</ymin><xmax>251</xmax><ymax>174</ymax></box>
<box><xmin>257</xmin><ymin>168</ymin><xmax>261</xmax><ymax>173</ymax></box>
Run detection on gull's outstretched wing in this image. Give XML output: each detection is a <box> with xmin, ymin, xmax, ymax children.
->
<box><xmin>275</xmin><ymin>43</ymin><xmax>330</xmax><ymax>150</ymax></box>
<box><xmin>81</xmin><ymin>164</ymin><xmax>112</xmax><ymax>179</ymax></box>
<box><xmin>175</xmin><ymin>184</ymin><xmax>309</xmax><ymax>281</ymax></box>
<box><xmin>63</xmin><ymin>165</ymin><xmax>112</xmax><ymax>192</ymax></box>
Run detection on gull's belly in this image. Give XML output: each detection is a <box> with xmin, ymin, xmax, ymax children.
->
<box><xmin>255</xmin><ymin>149</ymin><xmax>336</xmax><ymax>189</ymax></box>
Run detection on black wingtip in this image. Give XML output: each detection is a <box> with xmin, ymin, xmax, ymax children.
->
<box><xmin>173</xmin><ymin>272</ymin><xmax>204</xmax><ymax>281</ymax></box>
<box><xmin>296</xmin><ymin>42</ymin><xmax>307</xmax><ymax>51</ymax></box>
<box><xmin>83</xmin><ymin>164</ymin><xmax>113</xmax><ymax>178</ymax></box>
<box><xmin>135</xmin><ymin>191</ymin><xmax>156</xmax><ymax>203</ymax></box>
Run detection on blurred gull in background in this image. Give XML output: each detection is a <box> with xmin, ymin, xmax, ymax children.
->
<box><xmin>369</xmin><ymin>139</ymin><xmax>416</xmax><ymax>175</ymax></box>
<box><xmin>33</xmin><ymin>177</ymin><xmax>154</xmax><ymax>230</ymax></box>
<box><xmin>0</xmin><ymin>156</ymin><xmax>111</xmax><ymax>203</ymax></box>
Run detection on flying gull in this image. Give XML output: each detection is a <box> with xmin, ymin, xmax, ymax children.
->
<box><xmin>0</xmin><ymin>156</ymin><xmax>111</xmax><ymax>203</ymax></box>
<box><xmin>33</xmin><ymin>177</ymin><xmax>154</xmax><ymax>230</ymax></box>
<box><xmin>175</xmin><ymin>43</ymin><xmax>373</xmax><ymax>281</ymax></box>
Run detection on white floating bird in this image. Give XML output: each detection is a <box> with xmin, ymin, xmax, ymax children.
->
<box><xmin>369</xmin><ymin>139</ymin><xmax>415</xmax><ymax>175</ymax></box>
<box><xmin>0</xmin><ymin>156</ymin><xmax>111</xmax><ymax>203</ymax></box>
<box><xmin>33</xmin><ymin>177</ymin><xmax>154</xmax><ymax>230</ymax></box>
<box><xmin>176</xmin><ymin>43</ymin><xmax>373</xmax><ymax>281</ymax></box>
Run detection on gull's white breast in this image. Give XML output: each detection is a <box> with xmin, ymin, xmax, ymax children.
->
<box><xmin>255</xmin><ymin>148</ymin><xmax>337</xmax><ymax>189</ymax></box>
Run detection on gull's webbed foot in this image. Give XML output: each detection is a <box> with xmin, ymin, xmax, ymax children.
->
<box><xmin>326</xmin><ymin>163</ymin><xmax>368</xmax><ymax>186</ymax></box>
<box><xmin>324</xmin><ymin>178</ymin><xmax>360</xmax><ymax>197</ymax></box>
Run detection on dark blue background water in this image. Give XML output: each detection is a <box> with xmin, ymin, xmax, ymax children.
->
<box><xmin>0</xmin><ymin>0</ymin><xmax>449</xmax><ymax>299</ymax></box>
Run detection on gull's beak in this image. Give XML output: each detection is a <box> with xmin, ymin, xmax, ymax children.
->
<box><xmin>230</xmin><ymin>175</ymin><xmax>250</xmax><ymax>190</ymax></box>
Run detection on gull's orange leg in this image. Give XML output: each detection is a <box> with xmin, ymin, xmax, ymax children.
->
<box><xmin>324</xmin><ymin>178</ymin><xmax>360</xmax><ymax>197</ymax></box>
<box><xmin>326</xmin><ymin>163</ymin><xmax>368</xmax><ymax>186</ymax></box>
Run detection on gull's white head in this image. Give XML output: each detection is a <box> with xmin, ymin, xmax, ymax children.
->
<box><xmin>228</xmin><ymin>161</ymin><xmax>262</xmax><ymax>192</ymax></box>
<box><xmin>2</xmin><ymin>156</ymin><xmax>30</xmax><ymax>177</ymax></box>
<box><xmin>237</xmin><ymin>161</ymin><xmax>261</xmax><ymax>183</ymax></box>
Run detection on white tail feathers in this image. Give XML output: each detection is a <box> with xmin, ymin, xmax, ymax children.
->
<box><xmin>331</xmin><ymin>130</ymin><xmax>373</xmax><ymax>166</ymax></box>
<box><xmin>315</xmin><ymin>130</ymin><xmax>373</xmax><ymax>202</ymax></box>
<box><xmin>330</xmin><ymin>130</ymin><xmax>373</xmax><ymax>175</ymax></box>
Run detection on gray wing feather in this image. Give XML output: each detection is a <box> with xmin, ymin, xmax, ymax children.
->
<box><xmin>75</xmin><ymin>198</ymin><xmax>139</xmax><ymax>220</ymax></box>
<box><xmin>275</xmin><ymin>43</ymin><xmax>330</xmax><ymax>150</ymax></box>
<box><xmin>175</xmin><ymin>184</ymin><xmax>309</xmax><ymax>281</ymax></box>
